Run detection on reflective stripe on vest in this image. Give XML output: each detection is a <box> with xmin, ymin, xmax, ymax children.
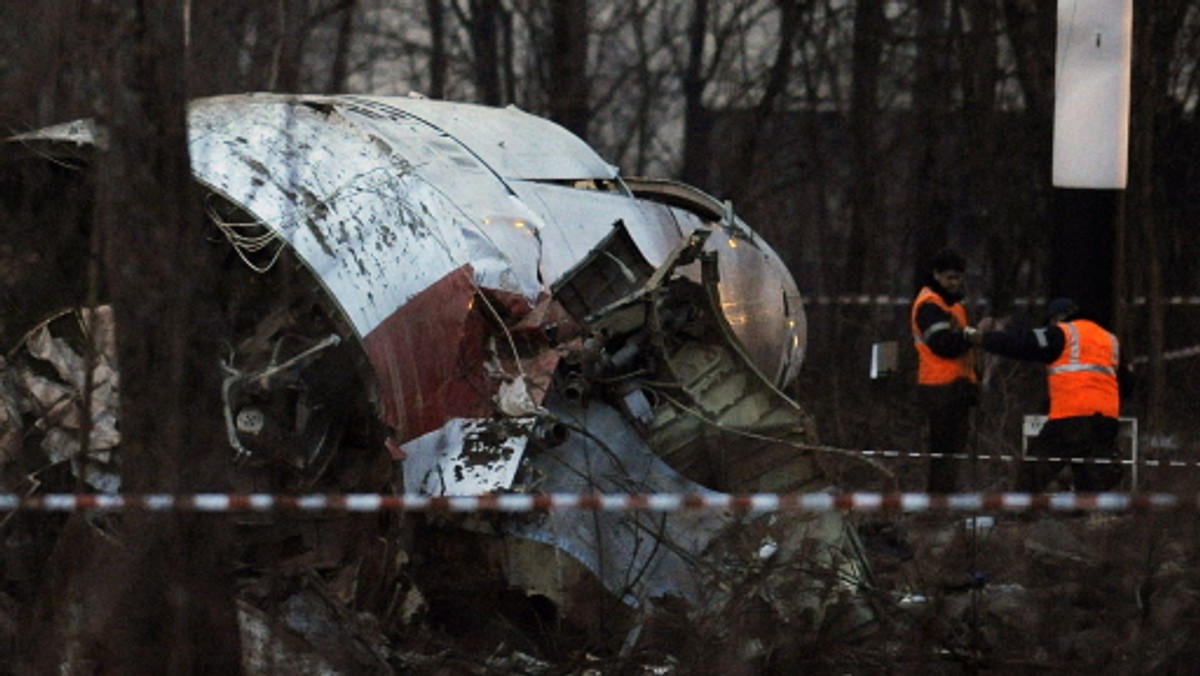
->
<box><xmin>910</xmin><ymin>287</ymin><xmax>977</xmax><ymax>385</ymax></box>
<box><xmin>1046</xmin><ymin>320</ymin><xmax>1119</xmax><ymax>419</ymax></box>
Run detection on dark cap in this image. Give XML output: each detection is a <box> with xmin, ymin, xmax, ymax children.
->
<box><xmin>1047</xmin><ymin>297</ymin><xmax>1078</xmax><ymax>320</ymax></box>
<box><xmin>931</xmin><ymin>248</ymin><xmax>966</xmax><ymax>273</ymax></box>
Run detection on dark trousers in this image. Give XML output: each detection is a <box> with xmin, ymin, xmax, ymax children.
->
<box><xmin>920</xmin><ymin>382</ymin><xmax>977</xmax><ymax>494</ymax></box>
<box><xmin>1017</xmin><ymin>415</ymin><xmax>1122</xmax><ymax>492</ymax></box>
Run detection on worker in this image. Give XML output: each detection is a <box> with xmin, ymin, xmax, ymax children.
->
<box><xmin>910</xmin><ymin>248</ymin><xmax>979</xmax><ymax>493</ymax></box>
<box><xmin>964</xmin><ymin>297</ymin><xmax>1125</xmax><ymax>492</ymax></box>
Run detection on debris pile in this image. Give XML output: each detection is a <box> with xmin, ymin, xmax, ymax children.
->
<box><xmin>1</xmin><ymin>94</ymin><xmax>874</xmax><ymax>672</ymax></box>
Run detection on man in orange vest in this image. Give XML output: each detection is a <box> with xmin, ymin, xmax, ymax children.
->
<box><xmin>965</xmin><ymin>297</ymin><xmax>1125</xmax><ymax>492</ymax></box>
<box><xmin>910</xmin><ymin>248</ymin><xmax>979</xmax><ymax>493</ymax></box>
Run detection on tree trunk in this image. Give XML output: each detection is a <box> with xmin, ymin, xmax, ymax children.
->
<box><xmin>427</xmin><ymin>0</ymin><xmax>448</xmax><ymax>98</ymax></box>
<box><xmin>958</xmin><ymin>0</ymin><xmax>1011</xmax><ymax>314</ymax></box>
<box><xmin>909</xmin><ymin>0</ymin><xmax>951</xmax><ymax>285</ymax></box>
<box><xmin>1128</xmin><ymin>2</ymin><xmax>1177</xmax><ymax>436</ymax></box>
<box><xmin>25</xmin><ymin>2</ymin><xmax>241</xmax><ymax>673</ymax></box>
<box><xmin>680</xmin><ymin>0</ymin><xmax>711</xmax><ymax>190</ymax></box>
<box><xmin>271</xmin><ymin>0</ymin><xmax>308</xmax><ymax>91</ymax></box>
<box><xmin>548</xmin><ymin>0</ymin><xmax>591</xmax><ymax>140</ymax></box>
<box><xmin>326</xmin><ymin>0</ymin><xmax>358</xmax><ymax>93</ymax></box>
<box><xmin>844</xmin><ymin>0</ymin><xmax>884</xmax><ymax>295</ymax></box>
<box><xmin>460</xmin><ymin>0</ymin><xmax>504</xmax><ymax>105</ymax></box>
<box><xmin>722</xmin><ymin>0</ymin><xmax>802</xmax><ymax>203</ymax></box>
<box><xmin>188</xmin><ymin>0</ymin><xmax>257</xmax><ymax>96</ymax></box>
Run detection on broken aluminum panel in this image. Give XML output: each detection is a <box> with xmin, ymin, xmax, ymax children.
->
<box><xmin>550</xmin><ymin>222</ymin><xmax>657</xmax><ymax>323</ymax></box>
<box><xmin>641</xmin><ymin>251</ymin><xmax>823</xmax><ymax>494</ymax></box>
<box><xmin>344</xmin><ymin>95</ymin><xmax>621</xmax><ymax>182</ymax></box>
<box><xmin>505</xmin><ymin>181</ymin><xmax>686</xmax><ymax>285</ymax></box>
<box><xmin>360</xmin><ymin>264</ymin><xmax>493</xmax><ymax>439</ymax></box>
<box><xmin>6</xmin><ymin>118</ymin><xmax>96</xmax><ymax>152</ymax></box>
<box><xmin>504</xmin><ymin>396</ymin><xmax>728</xmax><ymax>607</ymax></box>
<box><xmin>401</xmin><ymin>417</ymin><xmax>534</xmax><ymax>496</ymax></box>
<box><xmin>548</xmin><ymin>221</ymin><xmax>822</xmax><ymax>493</ymax></box>
<box><xmin>501</xmin><ymin>394</ymin><xmax>871</xmax><ymax>632</ymax></box>
<box><xmin>704</xmin><ymin>231</ymin><xmax>805</xmax><ymax>389</ymax></box>
<box><xmin>510</xmin><ymin>176</ymin><xmax>805</xmax><ymax>389</ymax></box>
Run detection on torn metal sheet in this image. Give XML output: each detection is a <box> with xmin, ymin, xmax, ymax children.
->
<box><xmin>3</xmin><ymin>308</ymin><xmax>122</xmax><ymax>491</ymax></box>
<box><xmin>499</xmin><ymin>395</ymin><xmax>871</xmax><ymax>635</ymax></box>
<box><xmin>401</xmin><ymin>417</ymin><xmax>534</xmax><ymax>496</ymax></box>
<box><xmin>503</xmin><ymin>396</ymin><xmax>728</xmax><ymax>606</ymax></box>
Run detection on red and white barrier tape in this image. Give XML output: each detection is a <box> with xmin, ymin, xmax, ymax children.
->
<box><xmin>852</xmin><ymin>448</ymin><xmax>1199</xmax><ymax>468</ymax></box>
<box><xmin>0</xmin><ymin>492</ymin><xmax>1192</xmax><ymax>514</ymax></box>
<box><xmin>806</xmin><ymin>295</ymin><xmax>1200</xmax><ymax>307</ymax></box>
<box><xmin>1131</xmin><ymin>344</ymin><xmax>1200</xmax><ymax>365</ymax></box>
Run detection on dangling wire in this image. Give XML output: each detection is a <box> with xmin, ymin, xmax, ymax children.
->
<box><xmin>205</xmin><ymin>195</ymin><xmax>285</xmax><ymax>274</ymax></box>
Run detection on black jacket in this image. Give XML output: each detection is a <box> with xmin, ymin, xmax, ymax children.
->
<box><xmin>912</xmin><ymin>279</ymin><xmax>973</xmax><ymax>360</ymax></box>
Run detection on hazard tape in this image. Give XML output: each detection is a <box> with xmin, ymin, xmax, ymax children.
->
<box><xmin>1131</xmin><ymin>344</ymin><xmax>1200</xmax><ymax>365</ymax></box>
<box><xmin>854</xmin><ymin>449</ymin><xmax>1196</xmax><ymax>468</ymax></box>
<box><xmin>0</xmin><ymin>491</ymin><xmax>1193</xmax><ymax>514</ymax></box>
<box><xmin>806</xmin><ymin>295</ymin><xmax>1200</xmax><ymax>307</ymax></box>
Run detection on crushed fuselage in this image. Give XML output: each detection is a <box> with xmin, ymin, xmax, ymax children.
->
<box><xmin>0</xmin><ymin>94</ymin><xmax>870</xmax><ymax>656</ymax></box>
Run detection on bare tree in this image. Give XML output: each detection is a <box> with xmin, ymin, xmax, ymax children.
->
<box><xmin>844</xmin><ymin>0</ymin><xmax>885</xmax><ymax>295</ymax></box>
<box><xmin>426</xmin><ymin>0</ymin><xmax>449</xmax><ymax>97</ymax></box>
<box><xmin>326</xmin><ymin>0</ymin><xmax>360</xmax><ymax>92</ymax></box>
<box><xmin>548</xmin><ymin>0</ymin><xmax>592</xmax><ymax>139</ymax></box>
<box><xmin>451</xmin><ymin>0</ymin><xmax>511</xmax><ymax>105</ymax></box>
<box><xmin>23</xmin><ymin>2</ymin><xmax>241</xmax><ymax>672</ymax></box>
<box><xmin>908</xmin><ymin>0</ymin><xmax>953</xmax><ymax>283</ymax></box>
<box><xmin>1126</xmin><ymin>1</ymin><xmax>1193</xmax><ymax>438</ymax></box>
<box><xmin>680</xmin><ymin>0</ymin><xmax>713</xmax><ymax>189</ymax></box>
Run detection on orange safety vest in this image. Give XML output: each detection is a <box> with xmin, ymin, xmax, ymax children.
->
<box><xmin>910</xmin><ymin>287</ymin><xmax>978</xmax><ymax>386</ymax></box>
<box><xmin>1046</xmin><ymin>319</ymin><xmax>1119</xmax><ymax>419</ymax></box>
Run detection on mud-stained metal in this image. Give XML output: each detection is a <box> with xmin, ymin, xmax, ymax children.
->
<box><xmin>1</xmin><ymin>93</ymin><xmax>869</xmax><ymax>646</ymax></box>
<box><xmin>401</xmin><ymin>416</ymin><xmax>538</xmax><ymax>496</ymax></box>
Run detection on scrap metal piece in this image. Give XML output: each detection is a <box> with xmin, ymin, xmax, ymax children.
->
<box><xmin>3</xmin><ymin>308</ymin><xmax>121</xmax><ymax>491</ymax></box>
<box><xmin>500</xmin><ymin>395</ymin><xmax>872</xmax><ymax>637</ymax></box>
<box><xmin>221</xmin><ymin>332</ymin><xmax>346</xmax><ymax>473</ymax></box>
<box><xmin>550</xmin><ymin>221</ymin><xmax>824</xmax><ymax>494</ymax></box>
<box><xmin>641</xmin><ymin>250</ymin><xmax>824</xmax><ymax>494</ymax></box>
<box><xmin>624</xmin><ymin>177</ymin><xmax>806</xmax><ymax>387</ymax></box>
<box><xmin>503</xmin><ymin>396</ymin><xmax>728</xmax><ymax>607</ymax></box>
<box><xmin>401</xmin><ymin>417</ymin><xmax>536</xmax><ymax>496</ymax></box>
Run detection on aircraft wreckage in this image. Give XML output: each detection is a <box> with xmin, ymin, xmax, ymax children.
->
<box><xmin>0</xmin><ymin>94</ymin><xmax>873</xmax><ymax>657</ymax></box>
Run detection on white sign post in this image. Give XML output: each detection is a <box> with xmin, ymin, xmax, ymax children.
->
<box><xmin>1052</xmin><ymin>0</ymin><xmax>1133</xmax><ymax>189</ymax></box>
